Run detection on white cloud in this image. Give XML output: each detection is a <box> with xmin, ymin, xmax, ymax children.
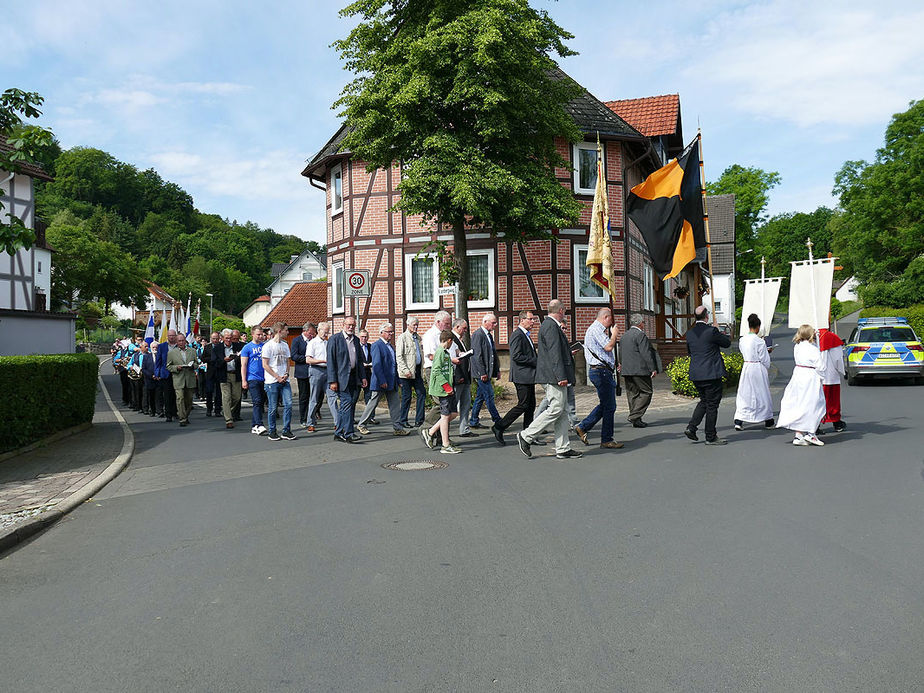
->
<box><xmin>691</xmin><ymin>1</ymin><xmax>924</xmax><ymax>127</ymax></box>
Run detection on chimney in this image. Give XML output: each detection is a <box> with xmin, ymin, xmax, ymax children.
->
<box><xmin>291</xmin><ymin>254</ymin><xmax>299</xmax><ymax>263</ymax></box>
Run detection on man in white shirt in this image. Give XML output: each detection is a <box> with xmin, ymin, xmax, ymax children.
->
<box><xmin>421</xmin><ymin>310</ymin><xmax>452</xmax><ymax>425</ymax></box>
<box><xmin>574</xmin><ymin>307</ymin><xmax>623</xmax><ymax>449</ymax></box>
<box><xmin>261</xmin><ymin>322</ymin><xmax>296</xmax><ymax>441</ymax></box>
<box><xmin>305</xmin><ymin>321</ymin><xmax>330</xmax><ymax>432</ymax></box>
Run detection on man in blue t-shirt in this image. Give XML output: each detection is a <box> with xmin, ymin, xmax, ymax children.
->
<box><xmin>240</xmin><ymin>326</ymin><xmax>267</xmax><ymax>435</ymax></box>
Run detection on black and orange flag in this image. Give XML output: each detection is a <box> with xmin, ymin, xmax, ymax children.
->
<box><xmin>627</xmin><ymin>139</ymin><xmax>706</xmax><ymax>279</ymax></box>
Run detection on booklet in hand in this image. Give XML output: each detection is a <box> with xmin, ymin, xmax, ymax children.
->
<box><xmin>457</xmin><ymin>349</ymin><xmax>474</xmax><ymax>358</ymax></box>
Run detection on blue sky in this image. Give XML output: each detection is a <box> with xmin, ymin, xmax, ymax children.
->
<box><xmin>5</xmin><ymin>0</ymin><xmax>923</xmax><ymax>245</ymax></box>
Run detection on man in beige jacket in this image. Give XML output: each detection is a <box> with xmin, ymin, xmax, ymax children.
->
<box><xmin>396</xmin><ymin>316</ymin><xmax>425</xmax><ymax>428</ymax></box>
<box><xmin>167</xmin><ymin>333</ymin><xmax>200</xmax><ymax>426</ymax></box>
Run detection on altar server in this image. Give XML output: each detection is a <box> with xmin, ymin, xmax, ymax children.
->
<box><xmin>734</xmin><ymin>313</ymin><xmax>774</xmax><ymax>430</ymax></box>
<box><xmin>776</xmin><ymin>325</ymin><xmax>826</xmax><ymax>446</ymax></box>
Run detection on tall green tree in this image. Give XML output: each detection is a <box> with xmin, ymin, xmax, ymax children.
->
<box><xmin>334</xmin><ymin>0</ymin><xmax>583</xmax><ymax>327</ymax></box>
<box><xmin>45</xmin><ymin>210</ymin><xmax>148</xmax><ymax>312</ymax></box>
<box><xmin>1</xmin><ymin>88</ymin><xmax>56</xmax><ymax>253</ymax></box>
<box><xmin>831</xmin><ymin>99</ymin><xmax>924</xmax><ymax>305</ymax></box>
<box><xmin>707</xmin><ymin>164</ymin><xmax>781</xmax><ymax>304</ymax></box>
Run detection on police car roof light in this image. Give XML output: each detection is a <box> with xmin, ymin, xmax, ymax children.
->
<box><xmin>857</xmin><ymin>317</ymin><xmax>907</xmax><ymax>326</ymax></box>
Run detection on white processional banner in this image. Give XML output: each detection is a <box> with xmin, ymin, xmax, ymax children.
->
<box><xmin>788</xmin><ymin>258</ymin><xmax>835</xmax><ymax>329</ymax></box>
<box><xmin>740</xmin><ymin>277</ymin><xmax>782</xmax><ymax>337</ymax></box>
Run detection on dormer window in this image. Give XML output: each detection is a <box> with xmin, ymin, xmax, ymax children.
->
<box><xmin>572</xmin><ymin>142</ymin><xmax>600</xmax><ymax>195</ymax></box>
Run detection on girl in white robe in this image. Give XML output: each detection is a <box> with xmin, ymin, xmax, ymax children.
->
<box><xmin>776</xmin><ymin>324</ymin><xmax>827</xmax><ymax>446</ymax></box>
<box><xmin>734</xmin><ymin>313</ymin><xmax>774</xmax><ymax>430</ymax></box>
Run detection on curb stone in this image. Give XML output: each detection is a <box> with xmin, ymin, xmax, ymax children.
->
<box><xmin>0</xmin><ymin>371</ymin><xmax>135</xmax><ymax>555</ymax></box>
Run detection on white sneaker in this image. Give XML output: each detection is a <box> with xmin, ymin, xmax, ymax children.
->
<box><xmin>256</xmin><ymin>425</ymin><xmax>267</xmax><ymax>436</ymax></box>
<box><xmin>251</xmin><ymin>425</ymin><xmax>260</xmax><ymax>435</ymax></box>
<box><xmin>792</xmin><ymin>434</ymin><xmax>809</xmax><ymax>446</ymax></box>
<box><xmin>803</xmin><ymin>433</ymin><xmax>824</xmax><ymax>446</ymax></box>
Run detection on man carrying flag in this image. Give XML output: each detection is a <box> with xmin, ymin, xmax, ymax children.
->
<box><xmin>627</xmin><ymin>138</ymin><xmax>706</xmax><ymax>280</ymax></box>
<box><xmin>144</xmin><ymin>310</ymin><xmax>156</xmax><ymax>346</ymax></box>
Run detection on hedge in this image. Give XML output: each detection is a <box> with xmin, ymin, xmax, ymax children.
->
<box><xmin>859</xmin><ymin>304</ymin><xmax>924</xmax><ymax>340</ymax></box>
<box><xmin>666</xmin><ymin>352</ymin><xmax>744</xmax><ymax>398</ymax></box>
<box><xmin>0</xmin><ymin>352</ymin><xmax>100</xmax><ymax>454</ymax></box>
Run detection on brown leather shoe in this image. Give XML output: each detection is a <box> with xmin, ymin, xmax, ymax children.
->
<box><xmin>226</xmin><ymin>422</ymin><xmax>234</xmax><ymax>429</ymax></box>
<box><xmin>600</xmin><ymin>441</ymin><xmax>624</xmax><ymax>449</ymax></box>
<box><xmin>574</xmin><ymin>425</ymin><xmax>589</xmax><ymax>446</ymax></box>
<box><xmin>307</xmin><ymin>425</ymin><xmax>315</xmax><ymax>432</ymax></box>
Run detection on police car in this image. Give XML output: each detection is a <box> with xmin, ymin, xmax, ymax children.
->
<box><xmin>844</xmin><ymin>317</ymin><xmax>924</xmax><ymax>385</ymax></box>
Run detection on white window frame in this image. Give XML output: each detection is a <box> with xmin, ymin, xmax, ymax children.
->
<box><xmin>465</xmin><ymin>249</ymin><xmax>495</xmax><ymax>309</ymax></box>
<box><xmin>404</xmin><ymin>253</ymin><xmax>439</xmax><ymax>311</ymax></box>
<box><xmin>643</xmin><ymin>264</ymin><xmax>656</xmax><ymax>312</ymax></box>
<box><xmin>331</xmin><ymin>163</ymin><xmax>343</xmax><ymax>215</ymax></box>
<box><xmin>332</xmin><ymin>261</ymin><xmax>345</xmax><ymax>314</ymax></box>
<box><xmin>572</xmin><ymin>142</ymin><xmax>599</xmax><ymax>195</ymax></box>
<box><xmin>572</xmin><ymin>243</ymin><xmax>608</xmax><ymax>304</ymax></box>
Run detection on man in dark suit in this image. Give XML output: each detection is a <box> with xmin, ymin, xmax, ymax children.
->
<box><xmin>684</xmin><ymin>305</ymin><xmax>732</xmax><ymax>445</ymax></box>
<box><xmin>469</xmin><ymin>313</ymin><xmax>501</xmax><ymax>428</ymax></box>
<box><xmin>516</xmin><ymin>300</ymin><xmax>581</xmax><ymax>459</ymax></box>
<box><xmin>140</xmin><ymin>342</ymin><xmax>157</xmax><ymax>415</ymax></box>
<box><xmin>326</xmin><ymin>315</ymin><xmax>368</xmax><ymax>443</ymax></box>
<box><xmin>211</xmin><ymin>329</ymin><xmax>244</xmax><ymax>429</ymax></box>
<box><xmin>290</xmin><ymin>322</ymin><xmax>317</xmax><ymax>428</ymax></box>
<box><xmin>493</xmin><ymin>310</ymin><xmax>538</xmax><ymax>445</ymax></box>
<box><xmin>619</xmin><ymin>313</ymin><xmax>659</xmax><ymax>428</ymax></box>
<box><xmin>449</xmin><ymin>318</ymin><xmax>476</xmax><ymax>438</ymax></box>
<box><xmin>200</xmin><ymin>332</ymin><xmax>222</xmax><ymax>417</ymax></box>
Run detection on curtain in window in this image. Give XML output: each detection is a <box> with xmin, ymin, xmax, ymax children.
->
<box><xmin>334</xmin><ymin>267</ymin><xmax>344</xmax><ymax>308</ymax></box>
<box><xmin>579</xmin><ymin>148</ymin><xmax>598</xmax><ymax>190</ymax></box>
<box><xmin>578</xmin><ymin>250</ymin><xmax>604</xmax><ymax>297</ymax></box>
<box><xmin>468</xmin><ymin>255</ymin><xmax>489</xmax><ymax>300</ymax></box>
<box><xmin>412</xmin><ymin>258</ymin><xmax>434</xmax><ymax>303</ymax></box>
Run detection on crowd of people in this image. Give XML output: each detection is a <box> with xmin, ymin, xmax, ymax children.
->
<box><xmin>110</xmin><ymin>300</ymin><xmax>846</xmax><ymax>455</ymax></box>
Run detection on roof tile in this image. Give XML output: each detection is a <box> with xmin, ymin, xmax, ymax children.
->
<box><xmin>605</xmin><ymin>95</ymin><xmax>680</xmax><ymax>138</ymax></box>
<box><xmin>260</xmin><ymin>282</ymin><xmax>327</xmax><ymax>329</ymax></box>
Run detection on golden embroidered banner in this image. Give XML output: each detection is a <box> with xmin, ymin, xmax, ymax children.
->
<box><xmin>586</xmin><ymin>141</ymin><xmax>618</xmax><ymax>302</ymax></box>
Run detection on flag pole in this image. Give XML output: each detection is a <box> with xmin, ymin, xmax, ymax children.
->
<box><xmin>697</xmin><ymin>129</ymin><xmax>717</xmax><ymax>323</ymax></box>
<box><xmin>806</xmin><ymin>237</ymin><xmax>818</xmax><ymax>330</ymax></box>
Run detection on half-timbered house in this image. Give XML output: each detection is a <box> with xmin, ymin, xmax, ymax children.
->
<box><xmin>301</xmin><ymin>75</ymin><xmax>702</xmax><ymax>371</ymax></box>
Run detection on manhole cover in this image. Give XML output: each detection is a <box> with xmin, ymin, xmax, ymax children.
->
<box><xmin>382</xmin><ymin>460</ymin><xmax>448</xmax><ymax>471</ymax></box>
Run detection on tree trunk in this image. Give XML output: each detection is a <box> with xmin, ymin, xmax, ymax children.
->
<box><xmin>452</xmin><ymin>217</ymin><xmax>471</xmax><ymax>348</ymax></box>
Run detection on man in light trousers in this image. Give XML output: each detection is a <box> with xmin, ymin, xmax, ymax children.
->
<box><xmin>516</xmin><ymin>300</ymin><xmax>582</xmax><ymax>460</ymax></box>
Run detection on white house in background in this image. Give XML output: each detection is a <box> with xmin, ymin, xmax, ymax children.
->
<box><xmin>112</xmin><ymin>281</ymin><xmax>176</xmax><ymax>326</ymax></box>
<box><xmin>700</xmin><ymin>193</ymin><xmax>736</xmax><ymax>328</ymax></box>
<box><xmin>266</xmin><ymin>248</ymin><xmax>326</xmax><ymax>309</ymax></box>
<box><xmin>835</xmin><ymin>276</ymin><xmax>859</xmax><ymax>303</ymax></box>
<box><xmin>1</xmin><ymin>144</ymin><xmax>76</xmax><ymax>355</ymax></box>
<box><xmin>242</xmin><ymin>295</ymin><xmax>271</xmax><ymax>328</ymax></box>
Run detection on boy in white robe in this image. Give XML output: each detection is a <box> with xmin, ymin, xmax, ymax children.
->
<box><xmin>734</xmin><ymin>313</ymin><xmax>774</xmax><ymax>430</ymax></box>
<box><xmin>776</xmin><ymin>324</ymin><xmax>827</xmax><ymax>446</ymax></box>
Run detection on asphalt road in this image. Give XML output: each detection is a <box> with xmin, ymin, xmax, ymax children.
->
<box><xmin>2</xmin><ymin>332</ymin><xmax>923</xmax><ymax>692</ymax></box>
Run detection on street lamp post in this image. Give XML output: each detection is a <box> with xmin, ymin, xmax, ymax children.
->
<box><xmin>206</xmin><ymin>293</ymin><xmax>214</xmax><ymax>335</ymax></box>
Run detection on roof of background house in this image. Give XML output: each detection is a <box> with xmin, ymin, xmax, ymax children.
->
<box><xmin>259</xmin><ymin>281</ymin><xmax>327</xmax><ymax>329</ymax></box>
<box><xmin>243</xmin><ymin>295</ymin><xmax>271</xmax><ymax>313</ymax></box>
<box><xmin>605</xmin><ymin>95</ymin><xmax>680</xmax><ymax>137</ymax></box>
<box><xmin>705</xmin><ymin>194</ymin><xmax>736</xmax><ymax>274</ymax></box>
<box><xmin>707</xmin><ymin>194</ymin><xmax>735</xmax><ymax>244</ymax></box>
<box><xmin>146</xmin><ymin>281</ymin><xmax>175</xmax><ymax>303</ymax></box>
<box><xmin>0</xmin><ymin>142</ymin><xmax>54</xmax><ymax>182</ymax></box>
<box><xmin>267</xmin><ymin>248</ymin><xmax>327</xmax><ymax>291</ymax></box>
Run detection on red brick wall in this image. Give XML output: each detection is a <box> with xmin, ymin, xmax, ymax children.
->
<box><xmin>319</xmin><ymin>139</ymin><xmax>663</xmax><ymax>348</ymax></box>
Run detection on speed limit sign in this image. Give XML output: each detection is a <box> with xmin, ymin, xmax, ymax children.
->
<box><xmin>344</xmin><ymin>269</ymin><xmax>371</xmax><ymax>297</ymax></box>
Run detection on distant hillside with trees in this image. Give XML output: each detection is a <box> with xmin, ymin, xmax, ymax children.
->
<box><xmin>34</xmin><ymin>146</ymin><xmax>324</xmax><ymax>317</ymax></box>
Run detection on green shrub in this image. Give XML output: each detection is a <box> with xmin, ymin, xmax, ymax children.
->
<box><xmin>666</xmin><ymin>352</ymin><xmax>744</xmax><ymax>398</ymax></box>
<box><xmin>859</xmin><ymin>304</ymin><xmax>924</xmax><ymax>339</ymax></box>
<box><xmin>832</xmin><ymin>299</ymin><xmax>862</xmax><ymax>319</ymax></box>
<box><xmin>0</xmin><ymin>353</ymin><xmax>99</xmax><ymax>453</ymax></box>
<box><xmin>212</xmin><ymin>314</ymin><xmax>246</xmax><ymax>334</ymax></box>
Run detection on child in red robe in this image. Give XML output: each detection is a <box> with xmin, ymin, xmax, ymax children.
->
<box><xmin>817</xmin><ymin>327</ymin><xmax>847</xmax><ymax>432</ymax></box>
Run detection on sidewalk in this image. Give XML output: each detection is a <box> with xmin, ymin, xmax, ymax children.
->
<box><xmin>0</xmin><ymin>367</ymin><xmax>132</xmax><ymax>553</ymax></box>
